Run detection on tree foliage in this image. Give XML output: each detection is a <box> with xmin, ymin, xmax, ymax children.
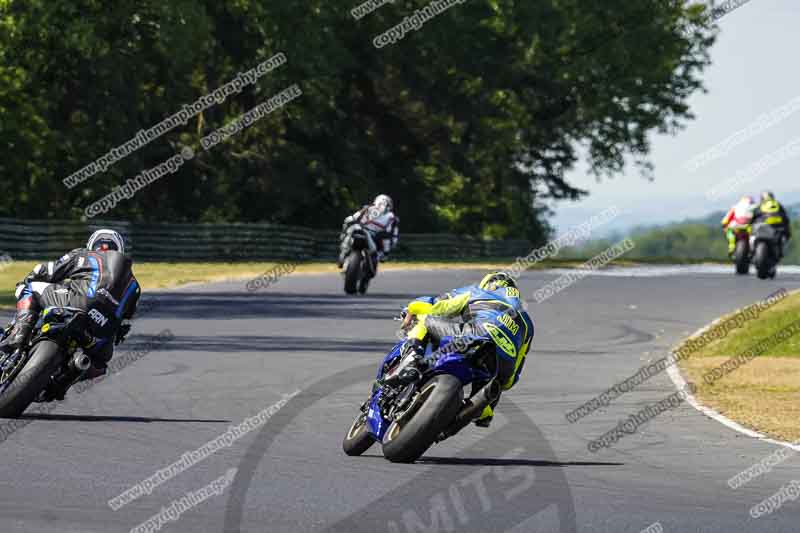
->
<box><xmin>0</xmin><ymin>0</ymin><xmax>715</xmax><ymax>243</ymax></box>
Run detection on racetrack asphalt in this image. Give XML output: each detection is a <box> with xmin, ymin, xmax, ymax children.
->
<box><xmin>1</xmin><ymin>266</ymin><xmax>800</xmax><ymax>533</ymax></box>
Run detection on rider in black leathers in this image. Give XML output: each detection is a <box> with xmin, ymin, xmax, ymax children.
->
<box><xmin>752</xmin><ymin>190</ymin><xmax>793</xmax><ymax>260</ymax></box>
<box><xmin>0</xmin><ymin>229</ymin><xmax>140</xmax><ymax>399</ymax></box>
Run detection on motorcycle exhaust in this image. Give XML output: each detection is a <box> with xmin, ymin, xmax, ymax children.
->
<box><xmin>71</xmin><ymin>352</ymin><xmax>92</xmax><ymax>372</ymax></box>
<box><xmin>437</xmin><ymin>380</ymin><xmax>501</xmax><ymax>442</ymax></box>
<box><xmin>457</xmin><ymin>380</ymin><xmax>501</xmax><ymax>423</ymax></box>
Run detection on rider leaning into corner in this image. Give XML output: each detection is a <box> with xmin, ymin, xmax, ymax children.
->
<box><xmin>337</xmin><ymin>194</ymin><xmax>400</xmax><ymax>273</ymax></box>
<box><xmin>752</xmin><ymin>190</ymin><xmax>793</xmax><ymax>258</ymax></box>
<box><xmin>0</xmin><ymin>229</ymin><xmax>140</xmax><ymax>400</ymax></box>
<box><xmin>721</xmin><ymin>195</ymin><xmax>756</xmax><ymax>256</ymax></box>
<box><xmin>396</xmin><ymin>272</ymin><xmax>534</xmax><ymax>429</ymax></box>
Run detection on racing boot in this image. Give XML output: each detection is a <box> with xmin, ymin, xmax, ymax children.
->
<box><xmin>358</xmin><ymin>277</ymin><xmax>370</xmax><ymax>295</ymax></box>
<box><xmin>36</xmin><ymin>371</ymin><xmax>79</xmax><ymax>402</ymax></box>
<box><xmin>0</xmin><ymin>311</ymin><xmax>37</xmax><ymax>357</ymax></box>
<box><xmin>474</xmin><ymin>405</ymin><xmax>494</xmax><ymax>428</ymax></box>
<box><xmin>474</xmin><ymin>388</ymin><xmax>502</xmax><ymax>429</ymax></box>
<box><xmin>363</xmin><ymin>251</ymin><xmax>379</xmax><ymax>284</ymax></box>
<box><xmin>337</xmin><ymin>231</ymin><xmax>351</xmax><ymax>269</ymax></box>
<box><xmin>726</xmin><ymin>231</ymin><xmax>736</xmax><ymax>259</ymax></box>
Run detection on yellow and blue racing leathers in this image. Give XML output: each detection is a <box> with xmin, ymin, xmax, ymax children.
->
<box><xmin>404</xmin><ymin>283</ymin><xmax>534</xmax><ymax>420</ymax></box>
<box><xmin>753</xmin><ymin>199</ymin><xmax>793</xmax><ymax>258</ymax></box>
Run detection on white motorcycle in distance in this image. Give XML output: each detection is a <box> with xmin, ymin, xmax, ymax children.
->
<box><xmin>340</xmin><ymin>223</ymin><xmax>378</xmax><ymax>295</ymax></box>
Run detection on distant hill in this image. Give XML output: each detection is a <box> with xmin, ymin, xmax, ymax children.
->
<box><xmin>567</xmin><ymin>202</ymin><xmax>799</xmax><ymax>264</ymax></box>
<box><xmin>673</xmin><ymin>202</ymin><xmax>799</xmax><ymax>228</ymax></box>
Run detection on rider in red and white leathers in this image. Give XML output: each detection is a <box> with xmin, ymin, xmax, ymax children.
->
<box><xmin>721</xmin><ymin>196</ymin><xmax>756</xmax><ymax>256</ymax></box>
<box><xmin>337</xmin><ymin>194</ymin><xmax>400</xmax><ymax>270</ymax></box>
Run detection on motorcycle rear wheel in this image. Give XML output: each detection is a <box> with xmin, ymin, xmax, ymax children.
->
<box><xmin>344</xmin><ymin>251</ymin><xmax>361</xmax><ymax>295</ymax></box>
<box><xmin>0</xmin><ymin>340</ymin><xmax>61</xmax><ymax>418</ymax></box>
<box><xmin>382</xmin><ymin>374</ymin><xmax>463</xmax><ymax>463</ymax></box>
<box><xmin>754</xmin><ymin>242</ymin><xmax>772</xmax><ymax>280</ymax></box>
<box><xmin>734</xmin><ymin>240</ymin><xmax>750</xmax><ymax>275</ymax></box>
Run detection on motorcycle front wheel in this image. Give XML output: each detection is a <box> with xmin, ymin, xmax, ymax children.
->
<box><xmin>342</xmin><ymin>412</ymin><xmax>376</xmax><ymax>456</ymax></box>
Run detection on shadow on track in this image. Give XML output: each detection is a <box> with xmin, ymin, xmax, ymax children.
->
<box><xmin>400</xmin><ymin>456</ymin><xmax>624</xmax><ymax>467</ymax></box>
<box><xmin>148</xmin><ymin>336</ymin><xmax>395</xmax><ymax>354</ymax></box>
<box><xmin>136</xmin><ymin>292</ymin><xmax>422</xmax><ymax>321</ymax></box>
<box><xmin>224</xmin><ymin>363</ymin><xmax>578</xmax><ymax>533</ymax></box>
<box><xmin>19</xmin><ymin>413</ymin><xmax>230</xmax><ymax>423</ymax></box>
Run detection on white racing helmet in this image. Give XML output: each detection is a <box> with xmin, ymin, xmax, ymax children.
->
<box><xmin>373</xmin><ymin>194</ymin><xmax>394</xmax><ymax>214</ymax></box>
<box><xmin>87</xmin><ymin>229</ymin><xmax>125</xmax><ymax>254</ymax></box>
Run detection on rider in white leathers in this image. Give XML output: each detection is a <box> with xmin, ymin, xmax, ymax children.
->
<box><xmin>337</xmin><ymin>194</ymin><xmax>400</xmax><ymax>270</ymax></box>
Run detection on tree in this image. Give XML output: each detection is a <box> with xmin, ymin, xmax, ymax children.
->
<box><xmin>0</xmin><ymin>0</ymin><xmax>716</xmax><ymax>244</ymax></box>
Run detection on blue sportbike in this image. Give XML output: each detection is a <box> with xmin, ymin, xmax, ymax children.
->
<box><xmin>342</xmin><ymin>324</ymin><xmax>502</xmax><ymax>463</ymax></box>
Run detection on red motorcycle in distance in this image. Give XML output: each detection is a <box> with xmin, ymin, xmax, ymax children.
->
<box><xmin>732</xmin><ymin>226</ymin><xmax>752</xmax><ymax>275</ymax></box>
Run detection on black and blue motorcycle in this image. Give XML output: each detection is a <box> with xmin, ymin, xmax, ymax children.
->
<box><xmin>343</xmin><ymin>320</ymin><xmax>502</xmax><ymax>463</ymax></box>
<box><xmin>0</xmin><ymin>307</ymin><xmax>98</xmax><ymax>417</ymax></box>
<box><xmin>340</xmin><ymin>223</ymin><xmax>378</xmax><ymax>295</ymax></box>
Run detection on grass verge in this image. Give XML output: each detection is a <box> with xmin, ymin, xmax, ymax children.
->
<box><xmin>0</xmin><ymin>256</ymin><xmax>721</xmax><ymax>311</ymax></box>
<box><xmin>678</xmin><ymin>290</ymin><xmax>800</xmax><ymax>441</ymax></box>
<box><xmin>0</xmin><ymin>258</ymin><xmax>524</xmax><ymax>310</ymax></box>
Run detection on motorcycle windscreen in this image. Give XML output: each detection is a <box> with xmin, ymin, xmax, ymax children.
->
<box><xmin>376</xmin><ymin>341</ymin><xmax>405</xmax><ymax>379</ymax></box>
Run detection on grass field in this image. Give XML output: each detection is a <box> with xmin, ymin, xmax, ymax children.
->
<box><xmin>0</xmin><ymin>258</ymin><xmax>535</xmax><ymax>310</ymax></box>
<box><xmin>0</xmin><ymin>256</ymin><xmax>728</xmax><ymax>310</ymax></box>
<box><xmin>678</xmin><ymin>291</ymin><xmax>800</xmax><ymax>441</ymax></box>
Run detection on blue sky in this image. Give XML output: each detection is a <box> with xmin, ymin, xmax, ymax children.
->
<box><xmin>551</xmin><ymin>0</ymin><xmax>800</xmax><ymax>237</ymax></box>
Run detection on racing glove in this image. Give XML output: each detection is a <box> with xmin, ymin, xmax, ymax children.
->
<box><xmin>342</xmin><ymin>215</ymin><xmax>357</xmax><ymax>231</ymax></box>
<box><xmin>402</xmin><ymin>337</ymin><xmax>426</xmax><ymax>358</ymax></box>
<box><xmin>14</xmin><ymin>281</ymin><xmax>29</xmax><ymax>300</ymax></box>
<box><xmin>115</xmin><ymin>321</ymin><xmax>132</xmax><ymax>346</ymax></box>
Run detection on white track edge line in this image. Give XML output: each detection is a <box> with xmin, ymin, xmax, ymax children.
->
<box><xmin>666</xmin><ymin>292</ymin><xmax>800</xmax><ymax>452</ymax></box>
